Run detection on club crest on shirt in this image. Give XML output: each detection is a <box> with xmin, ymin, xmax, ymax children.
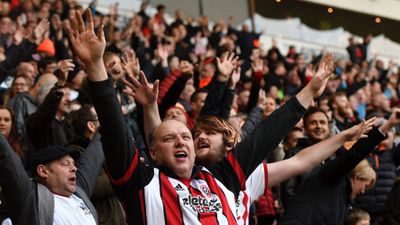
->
<box><xmin>191</xmin><ymin>180</ymin><xmax>211</xmax><ymax>198</ymax></box>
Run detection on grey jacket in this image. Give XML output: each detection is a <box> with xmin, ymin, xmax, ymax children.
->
<box><xmin>8</xmin><ymin>92</ymin><xmax>38</xmax><ymax>140</ymax></box>
<box><xmin>0</xmin><ymin>133</ymin><xmax>104</xmax><ymax>225</ymax></box>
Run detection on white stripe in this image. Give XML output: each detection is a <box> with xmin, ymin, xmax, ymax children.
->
<box><xmin>214</xmin><ymin>174</ymin><xmax>238</xmax><ymax>225</ymax></box>
<box><xmin>168</xmin><ymin>179</ymin><xmax>202</xmax><ymax>225</ymax></box>
<box><xmin>144</xmin><ymin>169</ymin><xmax>166</xmax><ymax>225</ymax></box>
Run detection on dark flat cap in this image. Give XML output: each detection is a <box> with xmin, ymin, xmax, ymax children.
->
<box><xmin>28</xmin><ymin>146</ymin><xmax>80</xmax><ymax>172</ymax></box>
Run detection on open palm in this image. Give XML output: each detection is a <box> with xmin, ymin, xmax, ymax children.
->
<box><xmin>344</xmin><ymin>117</ymin><xmax>375</xmax><ymax>141</ymax></box>
<box><xmin>124</xmin><ymin>71</ymin><xmax>159</xmax><ymax>106</ymax></box>
<box><xmin>66</xmin><ymin>9</ymin><xmax>105</xmax><ymax>65</ymax></box>
<box><xmin>309</xmin><ymin>53</ymin><xmax>334</xmax><ymax>98</ymax></box>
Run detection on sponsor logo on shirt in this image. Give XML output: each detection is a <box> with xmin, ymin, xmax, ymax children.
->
<box><xmin>182</xmin><ymin>195</ymin><xmax>222</xmax><ymax>213</ymax></box>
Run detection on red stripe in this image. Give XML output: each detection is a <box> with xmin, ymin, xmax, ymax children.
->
<box><xmin>139</xmin><ymin>189</ymin><xmax>147</xmax><ymax>224</ymax></box>
<box><xmin>241</xmin><ymin>192</ymin><xmax>249</xmax><ymax>225</ymax></box>
<box><xmin>263</xmin><ymin>162</ymin><xmax>269</xmax><ymax>194</ymax></box>
<box><xmin>160</xmin><ymin>173</ymin><xmax>183</xmax><ymax>225</ymax></box>
<box><xmin>198</xmin><ymin>171</ymin><xmax>237</xmax><ymax>224</ymax></box>
<box><xmin>109</xmin><ymin>149</ymin><xmax>139</xmax><ymax>185</ymax></box>
<box><xmin>227</xmin><ymin>152</ymin><xmax>246</xmax><ymax>190</ymax></box>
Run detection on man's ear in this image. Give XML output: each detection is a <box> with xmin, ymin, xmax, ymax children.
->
<box><xmin>36</xmin><ymin>165</ymin><xmax>49</xmax><ymax>178</ymax></box>
<box><xmin>149</xmin><ymin>147</ymin><xmax>158</xmax><ymax>162</ymax></box>
<box><xmin>87</xmin><ymin>121</ymin><xmax>96</xmax><ymax>133</ymax></box>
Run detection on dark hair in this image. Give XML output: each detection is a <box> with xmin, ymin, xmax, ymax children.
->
<box><xmin>328</xmin><ymin>91</ymin><xmax>347</xmax><ymax>109</ymax></box>
<box><xmin>0</xmin><ymin>106</ymin><xmax>25</xmax><ymax>156</ymax></box>
<box><xmin>70</xmin><ymin>104</ymin><xmax>96</xmax><ymax>137</ymax></box>
<box><xmin>156</xmin><ymin>4</ymin><xmax>165</xmax><ymax>11</ymax></box>
<box><xmin>283</xmin><ymin>127</ymin><xmax>303</xmax><ymax>145</ymax></box>
<box><xmin>38</xmin><ymin>57</ymin><xmax>57</xmax><ymax>71</ymax></box>
<box><xmin>303</xmin><ymin>107</ymin><xmax>329</xmax><ymax>127</ymax></box>
<box><xmin>190</xmin><ymin>89</ymin><xmax>208</xmax><ymax>103</ymax></box>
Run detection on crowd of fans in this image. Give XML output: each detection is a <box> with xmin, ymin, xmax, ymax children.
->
<box><xmin>0</xmin><ymin>0</ymin><xmax>399</xmax><ymax>225</ymax></box>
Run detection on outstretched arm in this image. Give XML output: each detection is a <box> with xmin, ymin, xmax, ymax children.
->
<box><xmin>0</xmin><ymin>133</ymin><xmax>34</xmax><ymax>222</ymax></box>
<box><xmin>267</xmin><ymin>117</ymin><xmax>375</xmax><ymax>188</ymax></box>
<box><xmin>320</xmin><ymin>109</ymin><xmax>400</xmax><ymax>185</ymax></box>
<box><xmin>232</xmin><ymin>53</ymin><xmax>335</xmax><ymax>178</ymax></box>
<box><xmin>67</xmin><ymin>9</ymin><xmax>135</xmax><ymax>180</ymax></box>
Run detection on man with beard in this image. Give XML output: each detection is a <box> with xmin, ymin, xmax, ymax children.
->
<box><xmin>330</xmin><ymin>91</ymin><xmax>359</xmax><ymax>133</ymax></box>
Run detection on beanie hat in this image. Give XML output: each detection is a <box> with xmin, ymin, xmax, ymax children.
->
<box><xmin>37</xmin><ymin>38</ymin><xmax>56</xmax><ymax>57</ymax></box>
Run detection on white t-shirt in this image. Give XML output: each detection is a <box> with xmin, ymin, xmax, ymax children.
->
<box><xmin>53</xmin><ymin>194</ymin><xmax>96</xmax><ymax>225</ymax></box>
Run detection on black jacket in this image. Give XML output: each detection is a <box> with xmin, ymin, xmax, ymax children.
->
<box><xmin>279</xmin><ymin>128</ymin><xmax>386</xmax><ymax>225</ymax></box>
<box><xmin>25</xmin><ymin>86</ymin><xmax>74</xmax><ymax>150</ymax></box>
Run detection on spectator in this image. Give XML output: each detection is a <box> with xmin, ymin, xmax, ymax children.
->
<box><xmin>8</xmin><ymin>73</ymin><xmax>58</xmax><ymax>140</ymax></box>
<box><xmin>279</xmin><ymin>110</ymin><xmax>400</xmax><ymax>225</ymax></box>
<box><xmin>330</xmin><ymin>91</ymin><xmax>358</xmax><ymax>133</ymax></box>
<box><xmin>0</xmin><ymin>133</ymin><xmax>104</xmax><ymax>224</ymax></box>
<box><xmin>345</xmin><ymin>208</ymin><xmax>371</xmax><ymax>225</ymax></box>
<box><xmin>354</xmin><ymin>125</ymin><xmax>400</xmax><ymax>225</ymax></box>
<box><xmin>70</xmin><ymin>104</ymin><xmax>126</xmax><ymax>225</ymax></box>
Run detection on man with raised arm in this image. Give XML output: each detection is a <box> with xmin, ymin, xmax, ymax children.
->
<box><xmin>124</xmin><ymin>53</ymin><xmax>375</xmax><ymax>225</ymax></box>
<box><xmin>67</xmin><ymin>9</ymin><xmax>337</xmax><ymax>225</ymax></box>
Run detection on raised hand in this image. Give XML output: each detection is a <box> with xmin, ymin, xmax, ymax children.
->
<box><xmin>123</xmin><ymin>71</ymin><xmax>159</xmax><ymax>107</ymax></box>
<box><xmin>32</xmin><ymin>18</ymin><xmax>50</xmax><ymax>44</ymax></box>
<box><xmin>296</xmin><ymin>53</ymin><xmax>334</xmax><ymax>108</ymax></box>
<box><xmin>156</xmin><ymin>43</ymin><xmax>168</xmax><ymax>59</ymax></box>
<box><xmin>257</xmin><ymin>88</ymin><xmax>266</xmax><ymax>108</ymax></box>
<box><xmin>58</xmin><ymin>59</ymin><xmax>75</xmax><ymax>85</ymax></box>
<box><xmin>229</xmin><ymin>66</ymin><xmax>241</xmax><ymax>89</ymax></box>
<box><xmin>13</xmin><ymin>17</ymin><xmax>25</xmax><ymax>45</ymax></box>
<box><xmin>155</xmin><ymin>44</ymin><xmax>168</xmax><ymax>67</ymax></box>
<box><xmin>309</xmin><ymin>53</ymin><xmax>334</xmax><ymax>98</ymax></box>
<box><xmin>343</xmin><ymin>117</ymin><xmax>375</xmax><ymax>141</ymax></box>
<box><xmin>66</xmin><ymin>9</ymin><xmax>105</xmax><ymax>66</ymax></box>
<box><xmin>180</xmin><ymin>61</ymin><xmax>194</xmax><ymax>78</ymax></box>
<box><xmin>379</xmin><ymin>108</ymin><xmax>400</xmax><ymax>133</ymax></box>
<box><xmin>51</xmin><ymin>14</ymin><xmax>63</xmax><ymax>40</ymax></box>
<box><xmin>122</xmin><ymin>48</ymin><xmax>140</xmax><ymax>78</ymax></box>
<box><xmin>217</xmin><ymin>52</ymin><xmax>238</xmax><ymax>81</ymax></box>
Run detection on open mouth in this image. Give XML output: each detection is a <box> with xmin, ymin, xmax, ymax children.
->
<box><xmin>68</xmin><ymin>177</ymin><xmax>76</xmax><ymax>183</ymax></box>
<box><xmin>198</xmin><ymin>142</ymin><xmax>210</xmax><ymax>149</ymax></box>
<box><xmin>175</xmin><ymin>151</ymin><xmax>188</xmax><ymax>158</ymax></box>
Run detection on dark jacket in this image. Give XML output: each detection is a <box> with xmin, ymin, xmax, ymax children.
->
<box><xmin>0</xmin><ymin>133</ymin><xmax>104</xmax><ymax>225</ymax></box>
<box><xmin>241</xmin><ymin>106</ymin><xmax>263</xmax><ymax>140</ymax></box>
<box><xmin>8</xmin><ymin>92</ymin><xmax>38</xmax><ymax>140</ymax></box>
<box><xmin>382</xmin><ymin>179</ymin><xmax>400</xmax><ymax>225</ymax></box>
<box><xmin>279</xmin><ymin>128</ymin><xmax>386</xmax><ymax>225</ymax></box>
<box><xmin>25</xmin><ymin>86</ymin><xmax>74</xmax><ymax>150</ymax></box>
<box><xmin>281</xmin><ymin>137</ymin><xmax>315</xmax><ymax>207</ymax></box>
<box><xmin>200</xmin><ymin>77</ymin><xmax>235</xmax><ymax>120</ymax></box>
<box><xmin>354</xmin><ymin>144</ymin><xmax>400</xmax><ymax>215</ymax></box>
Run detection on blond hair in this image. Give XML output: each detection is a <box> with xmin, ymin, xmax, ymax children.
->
<box><xmin>351</xmin><ymin>159</ymin><xmax>376</xmax><ymax>188</ymax></box>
